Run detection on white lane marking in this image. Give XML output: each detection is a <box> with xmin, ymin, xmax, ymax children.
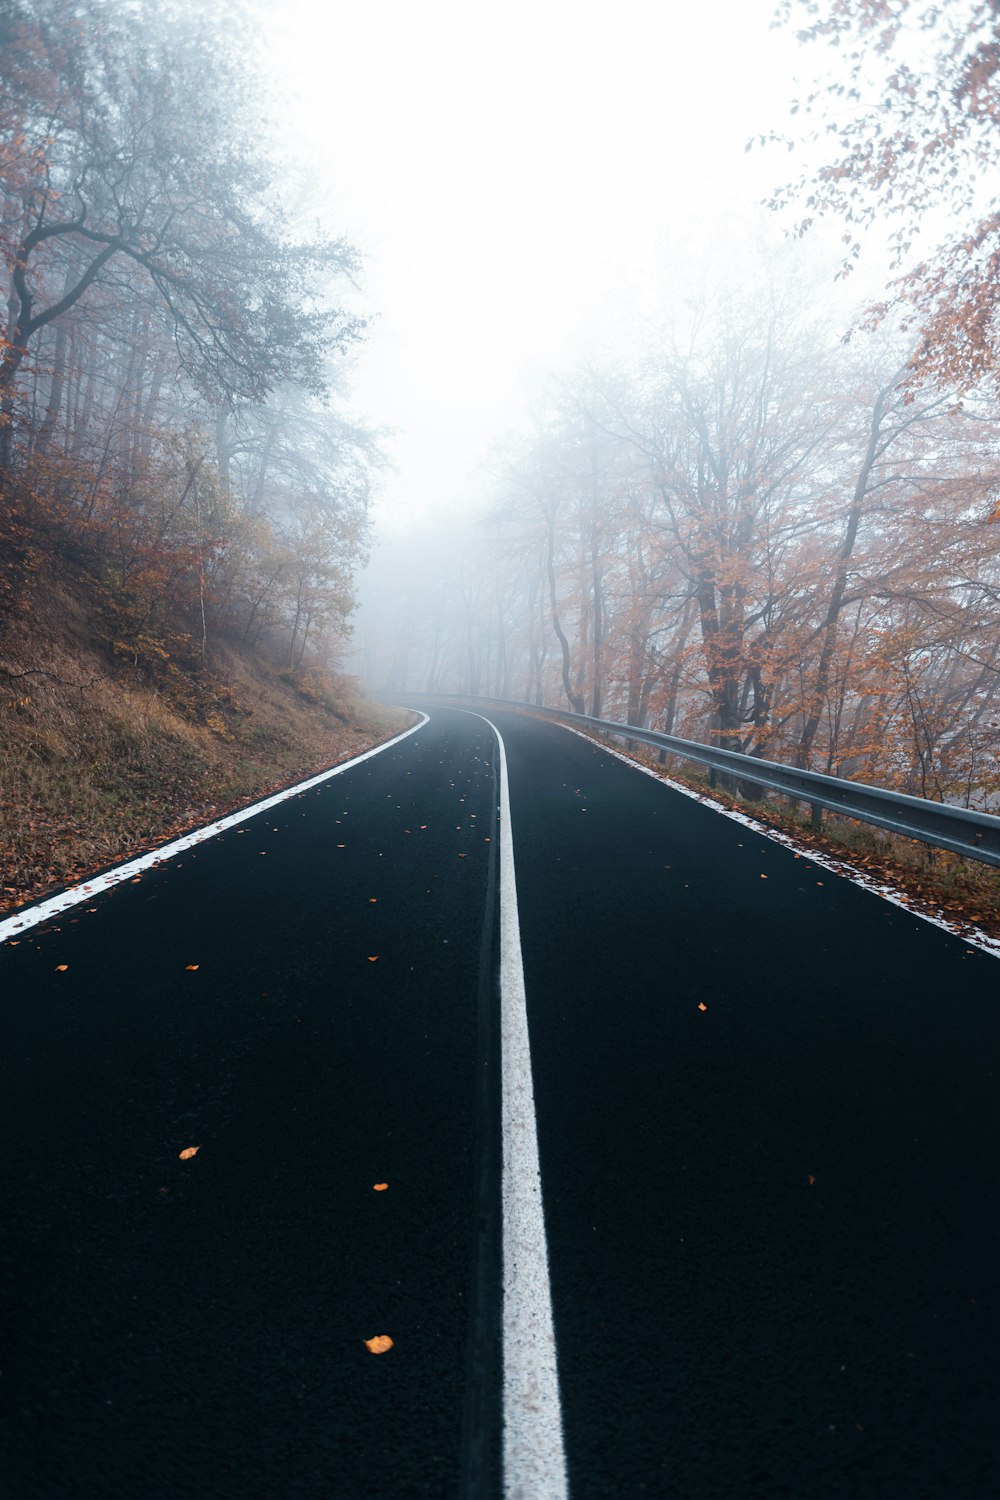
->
<box><xmin>462</xmin><ymin>711</ymin><xmax>569</xmax><ymax>1500</ymax></box>
<box><xmin>0</xmin><ymin>714</ymin><xmax>429</xmax><ymax>944</ymax></box>
<box><xmin>558</xmin><ymin>721</ymin><xmax>1000</xmax><ymax>962</ymax></box>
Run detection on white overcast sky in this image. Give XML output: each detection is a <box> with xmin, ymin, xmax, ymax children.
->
<box><xmin>263</xmin><ymin>0</ymin><xmax>849</xmax><ymax>538</ymax></box>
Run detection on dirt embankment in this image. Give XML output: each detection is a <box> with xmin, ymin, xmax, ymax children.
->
<box><xmin>1</xmin><ymin>581</ymin><xmax>409</xmax><ymax>914</ymax></box>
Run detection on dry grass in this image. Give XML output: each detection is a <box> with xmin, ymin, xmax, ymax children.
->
<box><xmin>0</xmin><ymin>584</ymin><xmax>410</xmax><ymax>913</ymax></box>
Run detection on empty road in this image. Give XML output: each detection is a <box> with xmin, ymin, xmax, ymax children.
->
<box><xmin>2</xmin><ymin>704</ymin><xmax>997</xmax><ymax>1498</ymax></box>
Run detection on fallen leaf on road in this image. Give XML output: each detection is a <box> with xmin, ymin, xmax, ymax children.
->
<box><xmin>364</xmin><ymin>1335</ymin><xmax>393</xmax><ymax>1354</ymax></box>
<box><xmin>697</xmin><ymin>1001</ymin><xmax>708</xmax><ymax>1011</ymax></box>
<box><xmin>807</xmin><ymin>1174</ymin><xmax>817</xmax><ymax>1186</ymax></box>
<box><xmin>760</xmin><ymin>874</ymin><xmax>768</xmax><ymax>880</ymax></box>
<box><xmin>369</xmin><ymin>898</ymin><xmax>377</xmax><ymax>904</ymax></box>
<box><xmin>55</xmin><ymin>964</ymin><xmax>68</xmax><ymax>972</ymax></box>
<box><xmin>185</xmin><ymin>964</ymin><xmax>200</xmax><ymax>971</ymax></box>
<box><xmin>179</xmin><ymin>1146</ymin><xmax>201</xmax><ymax>1160</ymax></box>
<box><xmin>368</xmin><ymin>955</ymin><xmax>379</xmax><ymax>962</ymax></box>
<box><xmin>373</xmin><ymin>1182</ymin><xmax>388</xmax><ymax>1192</ymax></box>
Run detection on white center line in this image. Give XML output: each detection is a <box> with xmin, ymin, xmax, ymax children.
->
<box><xmin>475</xmin><ymin>713</ymin><xmax>569</xmax><ymax>1500</ymax></box>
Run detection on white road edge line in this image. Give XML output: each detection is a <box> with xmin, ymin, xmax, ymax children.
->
<box><xmin>467</xmin><ymin>712</ymin><xmax>569</xmax><ymax>1500</ymax></box>
<box><xmin>0</xmin><ymin>714</ymin><xmax>429</xmax><ymax>945</ymax></box>
<box><xmin>558</xmin><ymin>721</ymin><xmax>1000</xmax><ymax>962</ymax></box>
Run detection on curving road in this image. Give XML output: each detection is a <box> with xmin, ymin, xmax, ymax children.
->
<box><xmin>1</xmin><ymin>704</ymin><xmax>998</xmax><ymax>1499</ymax></box>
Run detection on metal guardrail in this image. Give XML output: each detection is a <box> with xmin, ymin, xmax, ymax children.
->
<box><xmin>394</xmin><ymin>692</ymin><xmax>1000</xmax><ymax>869</ymax></box>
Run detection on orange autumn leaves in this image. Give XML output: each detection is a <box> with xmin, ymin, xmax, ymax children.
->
<box><xmin>365</xmin><ymin>1182</ymin><xmax>392</xmax><ymax>1351</ymax></box>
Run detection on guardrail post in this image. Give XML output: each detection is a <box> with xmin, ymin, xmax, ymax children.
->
<box><xmin>810</xmin><ymin>803</ymin><xmax>823</xmax><ymax>830</ymax></box>
<box><xmin>709</xmin><ymin>767</ymin><xmax>718</xmax><ymax>790</ymax></box>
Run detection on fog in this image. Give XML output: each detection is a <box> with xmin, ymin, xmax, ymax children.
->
<box><xmin>266</xmin><ymin>0</ymin><xmax>825</xmax><ymax>532</ymax></box>
<box><xmin>256</xmin><ymin>0</ymin><xmax>1000</xmax><ymax>807</ymax></box>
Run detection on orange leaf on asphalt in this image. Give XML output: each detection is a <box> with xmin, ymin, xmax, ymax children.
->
<box><xmin>373</xmin><ymin>1182</ymin><xmax>388</xmax><ymax>1192</ymax></box>
<box><xmin>364</xmin><ymin>1335</ymin><xmax>393</xmax><ymax>1354</ymax></box>
<box><xmin>807</xmin><ymin>1174</ymin><xmax>817</xmax><ymax>1186</ymax></box>
<box><xmin>179</xmin><ymin>1146</ymin><xmax>201</xmax><ymax>1160</ymax></box>
<box><xmin>369</xmin><ymin>898</ymin><xmax>377</xmax><ymax>904</ymax></box>
<box><xmin>185</xmin><ymin>964</ymin><xmax>200</xmax><ymax>971</ymax></box>
<box><xmin>368</xmin><ymin>955</ymin><xmax>379</xmax><ymax>962</ymax></box>
<box><xmin>697</xmin><ymin>1001</ymin><xmax>708</xmax><ymax>1011</ymax></box>
<box><xmin>55</xmin><ymin>964</ymin><xmax>68</xmax><ymax>972</ymax></box>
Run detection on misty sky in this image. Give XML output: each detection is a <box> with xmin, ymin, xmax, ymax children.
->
<box><xmin>265</xmin><ymin>0</ymin><xmax>850</xmax><ymax>537</ymax></box>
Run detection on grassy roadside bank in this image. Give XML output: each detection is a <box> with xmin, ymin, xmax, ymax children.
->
<box><xmin>1</xmin><ymin>584</ymin><xmax>412</xmax><ymax>916</ymax></box>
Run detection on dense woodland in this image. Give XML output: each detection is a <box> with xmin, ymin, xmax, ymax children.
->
<box><xmin>0</xmin><ymin>0</ymin><xmax>377</xmax><ymax>718</ymax></box>
<box><xmin>6</xmin><ymin>0</ymin><xmax>1000</xmax><ymax>827</ymax></box>
<box><xmin>369</xmin><ymin>0</ymin><xmax>1000</xmax><ymax>812</ymax></box>
<box><xmin>371</xmin><ymin>308</ymin><xmax>1000</xmax><ymax>807</ymax></box>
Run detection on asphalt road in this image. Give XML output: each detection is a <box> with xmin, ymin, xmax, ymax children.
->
<box><xmin>1</xmin><ymin>704</ymin><xmax>998</xmax><ymax>1499</ymax></box>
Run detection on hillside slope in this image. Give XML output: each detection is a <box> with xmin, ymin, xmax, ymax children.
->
<box><xmin>0</xmin><ymin>577</ymin><xmax>408</xmax><ymax>914</ymax></box>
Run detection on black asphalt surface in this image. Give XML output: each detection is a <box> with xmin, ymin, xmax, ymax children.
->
<box><xmin>2</xmin><ymin>704</ymin><xmax>999</xmax><ymax>1499</ymax></box>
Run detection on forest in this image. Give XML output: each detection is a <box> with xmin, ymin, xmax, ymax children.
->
<box><xmin>5</xmin><ymin>0</ymin><xmax>1000</xmax><ymax>912</ymax></box>
<box><xmin>0</xmin><ymin>0</ymin><xmax>392</xmax><ymax>904</ymax></box>
<box><xmin>374</xmin><ymin>304</ymin><xmax>1000</xmax><ymax>808</ymax></box>
<box><xmin>365</xmin><ymin>0</ymin><xmax>1000</xmax><ymax>814</ymax></box>
<box><xmin>1</xmin><ymin>0</ymin><xmax>377</xmax><ymax>692</ymax></box>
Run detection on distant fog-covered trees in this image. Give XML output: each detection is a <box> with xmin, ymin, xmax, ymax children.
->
<box><xmin>1</xmin><ymin>0</ymin><xmax>375</xmax><ymax>680</ymax></box>
<box><xmin>365</xmin><ymin>297</ymin><xmax>1000</xmax><ymax>809</ymax></box>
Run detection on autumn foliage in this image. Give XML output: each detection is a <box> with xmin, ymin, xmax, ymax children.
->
<box><xmin>370</xmin><ymin>292</ymin><xmax>1000</xmax><ymax>812</ymax></box>
<box><xmin>0</xmin><ymin>0</ymin><xmax>375</xmax><ymax>705</ymax></box>
<box><xmin>770</xmin><ymin>0</ymin><xmax>1000</xmax><ymax>395</ymax></box>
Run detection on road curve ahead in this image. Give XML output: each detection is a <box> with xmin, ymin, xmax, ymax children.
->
<box><xmin>1</xmin><ymin>704</ymin><xmax>998</xmax><ymax>1500</ymax></box>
